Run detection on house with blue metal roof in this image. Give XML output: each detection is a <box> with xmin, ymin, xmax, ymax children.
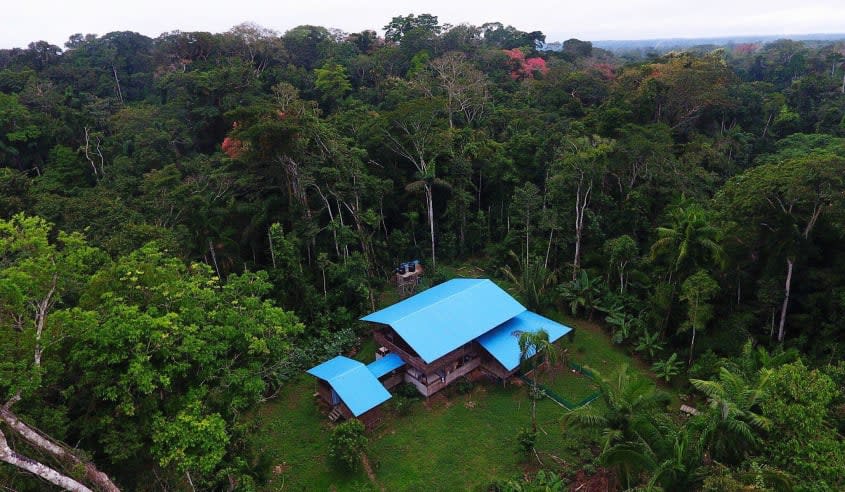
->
<box><xmin>306</xmin><ymin>278</ymin><xmax>572</xmax><ymax>426</ymax></box>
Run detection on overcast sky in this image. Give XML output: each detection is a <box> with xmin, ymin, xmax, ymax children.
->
<box><xmin>4</xmin><ymin>0</ymin><xmax>845</xmax><ymax>49</ymax></box>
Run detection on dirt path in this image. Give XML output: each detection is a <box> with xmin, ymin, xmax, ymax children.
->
<box><xmin>360</xmin><ymin>453</ymin><xmax>384</xmax><ymax>491</ymax></box>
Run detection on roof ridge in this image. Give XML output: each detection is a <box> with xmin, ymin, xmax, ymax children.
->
<box><xmin>328</xmin><ymin>358</ymin><xmax>366</xmax><ymax>382</ymax></box>
<box><xmin>388</xmin><ymin>278</ymin><xmax>488</xmax><ymax>325</ymax></box>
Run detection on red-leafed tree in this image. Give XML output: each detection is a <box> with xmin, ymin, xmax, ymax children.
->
<box><xmin>221</xmin><ymin>136</ymin><xmax>244</xmax><ymax>158</ymax></box>
<box><xmin>734</xmin><ymin>43</ymin><xmax>759</xmax><ymax>55</ymax></box>
<box><xmin>503</xmin><ymin>48</ymin><xmax>548</xmax><ymax>80</ymax></box>
<box><xmin>588</xmin><ymin>62</ymin><xmax>617</xmax><ymax>80</ymax></box>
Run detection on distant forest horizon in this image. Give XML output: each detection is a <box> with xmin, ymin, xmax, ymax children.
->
<box><xmin>4</xmin><ymin>20</ymin><xmax>845</xmax><ymax>51</ymax></box>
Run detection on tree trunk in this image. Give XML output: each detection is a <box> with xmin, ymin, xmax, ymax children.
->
<box><xmin>313</xmin><ymin>186</ymin><xmax>340</xmax><ymax>257</ymax></box>
<box><xmin>425</xmin><ymin>183</ymin><xmax>436</xmax><ymax>270</ymax></box>
<box><xmin>268</xmin><ymin>229</ymin><xmax>276</xmax><ymax>268</ymax></box>
<box><xmin>688</xmin><ymin>325</ymin><xmax>696</xmax><ymax>366</ymax></box>
<box><xmin>34</xmin><ymin>274</ymin><xmax>57</xmax><ymax>368</ymax></box>
<box><xmin>208</xmin><ymin>239</ymin><xmax>221</xmax><ymax>278</ymax></box>
<box><xmin>777</xmin><ymin>258</ymin><xmax>794</xmax><ymax>342</ymax></box>
<box><xmin>0</xmin><ymin>406</ymin><xmax>120</xmax><ymax>491</ymax></box>
<box><xmin>770</xmin><ymin>308</ymin><xmax>776</xmax><ymax>339</ymax></box>
<box><xmin>619</xmin><ymin>263</ymin><xmax>625</xmax><ymax>294</ymax></box>
<box><xmin>572</xmin><ymin>177</ymin><xmax>592</xmax><ymax>281</ymax></box>
<box><xmin>82</xmin><ymin>127</ymin><xmax>101</xmax><ymax>179</ymax></box>
<box><xmin>525</xmin><ymin>206</ymin><xmax>530</xmax><ymax>267</ymax></box>
<box><xmin>111</xmin><ymin>65</ymin><xmax>124</xmax><ymax>105</ymax></box>
<box><xmin>460</xmin><ymin>199</ymin><xmax>466</xmax><ymax>256</ymax></box>
<box><xmin>573</xmin><ymin>222</ymin><xmax>582</xmax><ymax>281</ymax></box>
<box><xmin>761</xmin><ymin>111</ymin><xmax>774</xmax><ymax>139</ymax></box>
<box><xmin>0</xmin><ymin>429</ymin><xmax>93</xmax><ymax>492</ymax></box>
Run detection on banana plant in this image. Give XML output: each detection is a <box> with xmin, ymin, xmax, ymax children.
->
<box><xmin>635</xmin><ymin>329</ymin><xmax>665</xmax><ymax>361</ymax></box>
<box><xmin>651</xmin><ymin>353</ymin><xmax>683</xmax><ymax>382</ymax></box>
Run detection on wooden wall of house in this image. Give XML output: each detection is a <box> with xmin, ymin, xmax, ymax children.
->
<box><xmin>338</xmin><ymin>402</ymin><xmax>354</xmax><ymax>420</ymax></box>
<box><xmin>478</xmin><ymin>352</ymin><xmax>514</xmax><ymax>380</ymax></box>
<box><xmin>358</xmin><ymin>406</ymin><xmax>383</xmax><ymax>429</ymax></box>
<box><xmin>380</xmin><ymin>372</ymin><xmax>403</xmax><ymax>390</ymax></box>
<box><xmin>403</xmin><ymin>356</ymin><xmax>482</xmax><ymax>397</ymax></box>
<box><xmin>316</xmin><ymin>380</ymin><xmax>334</xmax><ymax>405</ymax></box>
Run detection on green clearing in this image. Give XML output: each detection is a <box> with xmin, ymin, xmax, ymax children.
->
<box><xmin>252</xmin><ymin>375</ymin><xmax>581</xmax><ymax>491</ymax></box>
<box><xmin>251</xmin><ymin>313</ymin><xmax>671</xmax><ymax>491</ymax></box>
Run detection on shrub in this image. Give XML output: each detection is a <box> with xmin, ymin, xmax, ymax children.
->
<box><xmin>454</xmin><ymin>376</ymin><xmax>473</xmax><ymax>395</ymax></box>
<box><xmin>517</xmin><ymin>427</ymin><xmax>537</xmax><ymax>455</ymax></box>
<box><xmin>329</xmin><ymin>419</ymin><xmax>367</xmax><ymax>471</ymax></box>
<box><xmin>394</xmin><ymin>382</ymin><xmax>421</xmax><ymax>399</ymax></box>
<box><xmin>388</xmin><ymin>395</ymin><xmax>414</xmax><ymax>416</ymax></box>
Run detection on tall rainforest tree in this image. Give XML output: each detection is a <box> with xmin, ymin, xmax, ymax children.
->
<box><xmin>383</xmin><ymin>98</ymin><xmax>452</xmax><ymax>269</ymax></box>
<box><xmin>414</xmin><ymin>51</ymin><xmax>491</xmax><ymax>128</ymax></box>
<box><xmin>66</xmin><ymin>244</ymin><xmax>303</xmax><ymax>488</ymax></box>
<box><xmin>549</xmin><ymin>135</ymin><xmax>614</xmax><ymax>280</ymax></box>
<box><xmin>604</xmin><ymin>234</ymin><xmax>637</xmax><ymax>294</ymax></box>
<box><xmin>680</xmin><ymin>270</ymin><xmax>720</xmax><ymax>365</ymax></box>
<box><xmin>511</xmin><ymin>181</ymin><xmax>541</xmax><ymax>266</ymax></box>
<box><xmin>0</xmin><ymin>215</ymin><xmax>304</xmax><ymax>489</ymax></box>
<box><xmin>649</xmin><ymin>200</ymin><xmax>724</xmax><ymax>336</ymax></box>
<box><xmin>717</xmin><ymin>151</ymin><xmax>845</xmax><ymax>341</ymax></box>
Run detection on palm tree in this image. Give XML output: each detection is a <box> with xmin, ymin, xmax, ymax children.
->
<box><xmin>689</xmin><ymin>366</ymin><xmax>772</xmax><ymax>464</ymax></box>
<box><xmin>564</xmin><ymin>364</ymin><xmax>670</xmax><ymax>450</ymax></box>
<box><xmin>650</xmin><ymin>200</ymin><xmax>725</xmax><ymax>280</ymax></box>
<box><xmin>517</xmin><ymin>329</ymin><xmax>559</xmax><ymax>433</ymax></box>
<box><xmin>602</xmin><ymin>423</ymin><xmax>706</xmax><ymax>491</ymax></box>
<box><xmin>726</xmin><ymin>339</ymin><xmax>799</xmax><ymax>381</ymax></box>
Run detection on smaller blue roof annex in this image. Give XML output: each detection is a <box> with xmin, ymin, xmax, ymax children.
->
<box><xmin>306</xmin><ymin>356</ymin><xmax>392</xmax><ymax>416</ymax></box>
<box><xmin>360</xmin><ymin>279</ymin><xmax>526</xmax><ymax>363</ymax></box>
<box><xmin>477</xmin><ymin>311</ymin><xmax>573</xmax><ymax>371</ymax></box>
<box><xmin>366</xmin><ymin>353</ymin><xmax>405</xmax><ymax>378</ymax></box>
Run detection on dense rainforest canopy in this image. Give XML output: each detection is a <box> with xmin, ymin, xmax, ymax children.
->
<box><xmin>0</xmin><ymin>14</ymin><xmax>843</xmax><ymax>491</ymax></box>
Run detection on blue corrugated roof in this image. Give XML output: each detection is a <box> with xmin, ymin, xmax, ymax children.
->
<box><xmin>361</xmin><ymin>278</ymin><xmax>526</xmax><ymax>363</ymax></box>
<box><xmin>306</xmin><ymin>355</ymin><xmax>362</xmax><ymax>381</ymax></box>
<box><xmin>366</xmin><ymin>353</ymin><xmax>405</xmax><ymax>378</ymax></box>
<box><xmin>477</xmin><ymin>311</ymin><xmax>572</xmax><ymax>371</ymax></box>
<box><xmin>306</xmin><ymin>356</ymin><xmax>392</xmax><ymax>416</ymax></box>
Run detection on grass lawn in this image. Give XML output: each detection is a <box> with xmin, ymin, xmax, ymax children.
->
<box><xmin>252</xmin><ymin>374</ymin><xmax>593</xmax><ymax>491</ymax></box>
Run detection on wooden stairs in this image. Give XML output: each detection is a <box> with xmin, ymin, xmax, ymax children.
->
<box><xmin>328</xmin><ymin>406</ymin><xmax>343</xmax><ymax>422</ymax></box>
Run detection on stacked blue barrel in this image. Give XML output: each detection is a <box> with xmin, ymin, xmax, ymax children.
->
<box><xmin>395</xmin><ymin>259</ymin><xmax>421</xmax><ymax>275</ymax></box>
